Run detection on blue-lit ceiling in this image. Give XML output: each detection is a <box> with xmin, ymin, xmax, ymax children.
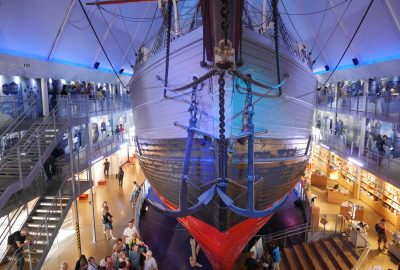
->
<box><xmin>0</xmin><ymin>0</ymin><xmax>399</xmax><ymax>78</ymax></box>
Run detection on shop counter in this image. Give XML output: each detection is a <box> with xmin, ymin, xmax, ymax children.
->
<box><xmin>327</xmin><ymin>189</ymin><xmax>349</xmax><ymax>204</ymax></box>
<box><xmin>340</xmin><ymin>201</ymin><xmax>364</xmax><ymax>220</ymax></box>
<box><xmin>311</xmin><ymin>172</ymin><xmax>327</xmax><ymax>188</ymax></box>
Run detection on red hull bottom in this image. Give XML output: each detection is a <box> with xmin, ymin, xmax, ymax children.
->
<box><xmin>159</xmin><ymin>196</ymin><xmax>271</xmax><ymax>269</ymax></box>
<box><xmin>178</xmin><ymin>215</ymin><xmax>272</xmax><ymax>270</ymax></box>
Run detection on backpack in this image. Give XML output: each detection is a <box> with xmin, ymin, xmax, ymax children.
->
<box><xmin>375</xmin><ymin>223</ymin><xmax>381</xmax><ymax>233</ymax></box>
<box><xmin>7</xmin><ymin>231</ymin><xmax>18</xmax><ymax>245</ymax></box>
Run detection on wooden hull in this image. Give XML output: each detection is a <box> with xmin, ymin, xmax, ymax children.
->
<box><xmin>130</xmin><ymin>26</ymin><xmax>316</xmax><ymax>269</ymax></box>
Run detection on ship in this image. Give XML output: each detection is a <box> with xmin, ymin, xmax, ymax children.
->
<box><xmin>126</xmin><ymin>1</ymin><xmax>316</xmax><ymax>269</ymax></box>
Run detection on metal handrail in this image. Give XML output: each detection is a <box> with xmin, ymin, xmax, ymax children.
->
<box><xmin>351</xmin><ymin>231</ymin><xmax>370</xmax><ymax>270</ymax></box>
<box><xmin>5</xmin><ymin>180</ymin><xmax>73</xmax><ymax>270</ymax></box>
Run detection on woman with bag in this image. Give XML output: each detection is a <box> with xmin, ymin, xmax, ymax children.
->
<box><xmin>102</xmin><ymin>206</ymin><xmax>116</xmax><ymax>240</ymax></box>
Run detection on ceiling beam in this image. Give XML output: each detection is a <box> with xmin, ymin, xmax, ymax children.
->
<box><xmin>92</xmin><ymin>11</ymin><xmax>117</xmax><ymax>65</ymax></box>
<box><xmin>117</xmin><ymin>3</ymin><xmax>153</xmax><ymax>69</ymax></box>
<box><xmin>382</xmin><ymin>0</ymin><xmax>400</xmax><ymax>37</ymax></box>
<box><xmin>47</xmin><ymin>0</ymin><xmax>77</xmax><ymax>61</ymax></box>
<box><xmin>292</xmin><ymin>0</ymin><xmax>330</xmax><ymax>66</ymax></box>
<box><xmin>327</xmin><ymin>0</ymin><xmax>360</xmax><ymax>61</ymax></box>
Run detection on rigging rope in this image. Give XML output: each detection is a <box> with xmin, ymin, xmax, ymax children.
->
<box><xmin>164</xmin><ymin>0</ymin><xmax>173</xmax><ymax>98</ymax></box>
<box><xmin>272</xmin><ymin>0</ymin><xmax>282</xmax><ymax>96</ymax></box>
<box><xmin>218</xmin><ymin>72</ymin><xmax>226</xmax><ymax>179</ymax></box>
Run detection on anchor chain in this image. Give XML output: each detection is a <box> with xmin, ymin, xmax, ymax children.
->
<box><xmin>218</xmin><ymin>72</ymin><xmax>227</xmax><ymax>179</ymax></box>
<box><xmin>189</xmin><ymin>78</ymin><xmax>198</xmax><ymax>127</ymax></box>
<box><xmin>221</xmin><ymin>0</ymin><xmax>230</xmax><ymax>46</ymax></box>
<box><xmin>245</xmin><ymin>81</ymin><xmax>254</xmax><ymax>132</ymax></box>
<box><xmin>163</xmin><ymin>0</ymin><xmax>173</xmax><ymax>97</ymax></box>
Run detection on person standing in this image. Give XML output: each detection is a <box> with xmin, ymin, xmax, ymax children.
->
<box><xmin>102</xmin><ymin>206</ymin><xmax>116</xmax><ymax>240</ymax></box>
<box><xmin>9</xmin><ymin>227</ymin><xmax>31</xmax><ymax>270</ymax></box>
<box><xmin>376</xmin><ymin>218</ymin><xmax>387</xmax><ymax>251</ymax></box>
<box><xmin>272</xmin><ymin>242</ymin><xmax>281</xmax><ymax>270</ymax></box>
<box><xmin>103</xmin><ymin>159</ymin><xmax>110</xmax><ymax>177</ymax></box>
<box><xmin>244</xmin><ymin>251</ymin><xmax>258</xmax><ymax>270</ymax></box>
<box><xmin>88</xmin><ymin>256</ymin><xmax>98</xmax><ymax>270</ymax></box>
<box><xmin>123</xmin><ymin>220</ymin><xmax>138</xmax><ymax>250</ymax></box>
<box><xmin>130</xmin><ymin>182</ymin><xmax>141</xmax><ymax>208</ymax></box>
<box><xmin>144</xmin><ymin>250</ymin><xmax>158</xmax><ymax>270</ymax></box>
<box><xmin>129</xmin><ymin>245</ymin><xmax>143</xmax><ymax>270</ymax></box>
<box><xmin>117</xmin><ymin>167</ymin><xmax>124</xmax><ymax>187</ymax></box>
<box><xmin>60</xmin><ymin>261</ymin><xmax>69</xmax><ymax>270</ymax></box>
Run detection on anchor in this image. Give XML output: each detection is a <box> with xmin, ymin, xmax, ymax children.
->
<box><xmin>145</xmin><ymin>77</ymin><xmax>216</xmax><ymax>218</ymax></box>
<box><xmin>217</xmin><ymin>77</ymin><xmax>288</xmax><ymax>218</ymax></box>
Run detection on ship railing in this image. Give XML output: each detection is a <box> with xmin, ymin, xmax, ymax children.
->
<box><xmin>136</xmin><ymin>2</ymin><xmax>202</xmax><ymax>65</ymax></box>
<box><xmin>242</xmin><ymin>0</ymin><xmax>311</xmax><ymax>66</ymax></box>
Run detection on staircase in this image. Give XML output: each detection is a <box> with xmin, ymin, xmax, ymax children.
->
<box><xmin>281</xmin><ymin>235</ymin><xmax>361</xmax><ymax>270</ymax></box>
<box><xmin>0</xmin><ymin>105</ymin><xmax>68</xmax><ymax>211</ymax></box>
<box><xmin>0</xmin><ymin>180</ymin><xmax>88</xmax><ymax>270</ymax></box>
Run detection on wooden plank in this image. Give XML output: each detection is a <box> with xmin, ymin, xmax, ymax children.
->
<box><xmin>320</xmin><ymin>239</ymin><xmax>346</xmax><ymax>270</ymax></box>
<box><xmin>302</xmin><ymin>243</ymin><xmax>324</xmax><ymax>270</ymax></box>
<box><xmin>310</xmin><ymin>242</ymin><xmax>336</xmax><ymax>270</ymax></box>
<box><xmin>283</xmin><ymin>248</ymin><xmax>300</xmax><ymax>270</ymax></box>
<box><xmin>329</xmin><ymin>236</ymin><xmax>356</xmax><ymax>268</ymax></box>
<box><xmin>292</xmin><ymin>245</ymin><xmax>314</xmax><ymax>270</ymax></box>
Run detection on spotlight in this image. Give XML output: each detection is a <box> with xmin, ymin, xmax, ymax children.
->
<box><xmin>94</xmin><ymin>62</ymin><xmax>100</xmax><ymax>69</ymax></box>
<box><xmin>324</xmin><ymin>65</ymin><xmax>330</xmax><ymax>71</ymax></box>
<box><xmin>119</xmin><ymin>68</ymin><xmax>124</xmax><ymax>74</ymax></box>
<box><xmin>352</xmin><ymin>58</ymin><xmax>359</xmax><ymax>66</ymax></box>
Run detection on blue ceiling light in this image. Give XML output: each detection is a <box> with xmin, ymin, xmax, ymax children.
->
<box><xmin>352</xmin><ymin>58</ymin><xmax>359</xmax><ymax>66</ymax></box>
<box><xmin>94</xmin><ymin>62</ymin><xmax>100</xmax><ymax>69</ymax></box>
<box><xmin>324</xmin><ymin>65</ymin><xmax>330</xmax><ymax>71</ymax></box>
<box><xmin>119</xmin><ymin>68</ymin><xmax>124</xmax><ymax>74</ymax></box>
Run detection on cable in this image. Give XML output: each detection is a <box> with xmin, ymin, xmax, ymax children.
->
<box><xmin>117</xmin><ymin>4</ymin><xmax>137</xmax><ymax>56</ymax></box>
<box><xmin>78</xmin><ymin>0</ymin><xmax>127</xmax><ymax>89</ymax></box>
<box><xmin>246</xmin><ymin>0</ymin><xmax>349</xmax><ymax>16</ymax></box>
<box><xmin>309</xmin><ymin>0</ymin><xmax>330</xmax><ymax>55</ymax></box>
<box><xmin>139</xmin><ymin>4</ymin><xmax>159</xmax><ymax>50</ymax></box>
<box><xmin>98</xmin><ymin>7</ymin><xmax>134</xmax><ymax>67</ymax></box>
<box><xmin>313</xmin><ymin>0</ymin><xmax>353</xmax><ymax>61</ymax></box>
<box><xmin>281</xmin><ymin>0</ymin><xmax>304</xmax><ymax>44</ymax></box>
<box><xmin>322</xmin><ymin>0</ymin><xmax>374</xmax><ymax>85</ymax></box>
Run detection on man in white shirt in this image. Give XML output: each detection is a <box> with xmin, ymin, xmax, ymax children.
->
<box><xmin>144</xmin><ymin>250</ymin><xmax>158</xmax><ymax>270</ymax></box>
<box><xmin>123</xmin><ymin>220</ymin><xmax>138</xmax><ymax>250</ymax></box>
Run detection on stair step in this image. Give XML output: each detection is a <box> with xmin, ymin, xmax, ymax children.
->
<box><xmin>310</xmin><ymin>242</ymin><xmax>336</xmax><ymax>270</ymax></box>
<box><xmin>292</xmin><ymin>245</ymin><xmax>313</xmax><ymax>270</ymax></box>
<box><xmin>330</xmin><ymin>236</ymin><xmax>358</xmax><ymax>267</ymax></box>
<box><xmin>320</xmin><ymin>239</ymin><xmax>347</xmax><ymax>270</ymax></box>
<box><xmin>27</xmin><ymin>222</ymin><xmax>57</xmax><ymax>229</ymax></box>
<box><xmin>31</xmin><ymin>215</ymin><xmax>61</xmax><ymax>221</ymax></box>
<box><xmin>42</xmin><ymin>196</ymin><xmax>70</xmax><ymax>201</ymax></box>
<box><xmin>302</xmin><ymin>243</ymin><xmax>324</xmax><ymax>270</ymax></box>
<box><xmin>39</xmin><ymin>202</ymin><xmax>67</xmax><ymax>207</ymax></box>
<box><xmin>35</xmin><ymin>208</ymin><xmax>62</xmax><ymax>214</ymax></box>
<box><xmin>283</xmin><ymin>248</ymin><xmax>300</xmax><ymax>270</ymax></box>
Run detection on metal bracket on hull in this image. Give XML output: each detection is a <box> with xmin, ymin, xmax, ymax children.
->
<box><xmin>217</xmin><ymin>188</ymin><xmax>288</xmax><ymax>218</ymax></box>
<box><xmin>146</xmin><ymin>79</ymin><xmax>217</xmax><ymax>218</ymax></box>
<box><xmin>146</xmin><ymin>185</ymin><xmax>216</xmax><ymax>218</ymax></box>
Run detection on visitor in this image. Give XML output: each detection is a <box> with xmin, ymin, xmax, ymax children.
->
<box><xmin>144</xmin><ymin>250</ymin><xmax>158</xmax><ymax>270</ymax></box>
<box><xmin>101</xmin><ymin>201</ymin><xmax>109</xmax><ymax>235</ymax></box>
<box><xmin>123</xmin><ymin>220</ymin><xmax>138</xmax><ymax>250</ymax></box>
<box><xmin>101</xmin><ymin>121</ymin><xmax>107</xmax><ymax>136</ymax></box>
<box><xmin>130</xmin><ymin>181</ymin><xmax>141</xmax><ymax>208</ymax></box>
<box><xmin>87</xmin><ymin>256</ymin><xmax>98</xmax><ymax>270</ymax></box>
<box><xmin>119</xmin><ymin>124</ymin><xmax>124</xmax><ymax>141</ymax></box>
<box><xmin>272</xmin><ymin>242</ymin><xmax>281</xmax><ymax>270</ymax></box>
<box><xmin>102</xmin><ymin>206</ymin><xmax>116</xmax><ymax>240</ymax></box>
<box><xmin>75</xmin><ymin>255</ymin><xmax>87</xmax><ymax>270</ymax></box>
<box><xmin>377</xmin><ymin>135</ymin><xmax>386</xmax><ymax>167</ymax></box>
<box><xmin>129</xmin><ymin>244</ymin><xmax>143</xmax><ymax>270</ymax></box>
<box><xmin>118</xmin><ymin>251</ymin><xmax>131</xmax><ymax>269</ymax></box>
<box><xmin>244</xmin><ymin>251</ymin><xmax>258</xmax><ymax>270</ymax></box>
<box><xmin>376</xmin><ymin>218</ymin><xmax>387</xmax><ymax>251</ymax></box>
<box><xmin>8</xmin><ymin>227</ymin><xmax>31</xmax><ymax>270</ymax></box>
<box><xmin>103</xmin><ymin>158</ymin><xmax>110</xmax><ymax>177</ymax></box>
<box><xmin>104</xmin><ymin>256</ymin><xmax>114</xmax><ymax>270</ymax></box>
<box><xmin>115</xmin><ymin>125</ymin><xmax>120</xmax><ymax>140</ymax></box>
<box><xmin>60</xmin><ymin>261</ymin><xmax>69</xmax><ymax>270</ymax></box>
<box><xmin>113</xmin><ymin>238</ymin><xmax>125</xmax><ymax>253</ymax></box>
<box><xmin>117</xmin><ymin>166</ymin><xmax>124</xmax><ymax>187</ymax></box>
<box><xmin>60</xmin><ymin>85</ymin><xmax>69</xmax><ymax>96</ymax></box>
<box><xmin>118</xmin><ymin>261</ymin><xmax>127</xmax><ymax>270</ymax></box>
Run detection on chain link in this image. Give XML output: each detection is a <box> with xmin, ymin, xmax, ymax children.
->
<box><xmin>218</xmin><ymin>71</ymin><xmax>226</xmax><ymax>179</ymax></box>
<box><xmin>189</xmin><ymin>80</ymin><xmax>198</xmax><ymax>126</ymax></box>
<box><xmin>221</xmin><ymin>0</ymin><xmax>230</xmax><ymax>45</ymax></box>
